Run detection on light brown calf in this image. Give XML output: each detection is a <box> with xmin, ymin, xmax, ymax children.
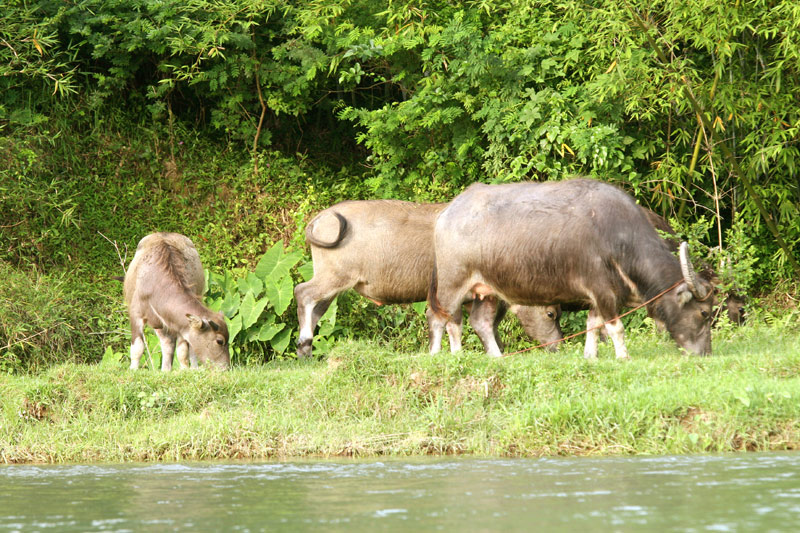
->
<box><xmin>124</xmin><ymin>232</ymin><xmax>230</xmax><ymax>370</ymax></box>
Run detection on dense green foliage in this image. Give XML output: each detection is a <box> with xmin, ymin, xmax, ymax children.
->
<box><xmin>1</xmin><ymin>0</ymin><xmax>799</xmax><ymax>371</ymax></box>
<box><xmin>2</xmin><ymin>326</ymin><xmax>800</xmax><ymax>462</ymax></box>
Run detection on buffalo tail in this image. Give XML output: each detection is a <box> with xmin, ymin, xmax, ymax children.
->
<box><xmin>427</xmin><ymin>256</ymin><xmax>451</xmax><ymax>321</ymax></box>
<box><xmin>306</xmin><ymin>211</ymin><xmax>348</xmax><ymax>249</ymax></box>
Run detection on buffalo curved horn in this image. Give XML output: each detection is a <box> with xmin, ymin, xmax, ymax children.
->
<box><xmin>679</xmin><ymin>242</ymin><xmax>709</xmax><ymax>300</ymax></box>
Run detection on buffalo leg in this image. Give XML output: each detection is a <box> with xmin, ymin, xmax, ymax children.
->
<box><xmin>294</xmin><ymin>278</ymin><xmax>342</xmax><ymax>357</ymax></box>
<box><xmin>493</xmin><ymin>300</ymin><xmax>508</xmax><ymax>353</ymax></box>
<box><xmin>155</xmin><ymin>329</ymin><xmax>176</xmax><ymax>371</ymax></box>
<box><xmin>445</xmin><ymin>308</ymin><xmax>464</xmax><ymax>352</ymax></box>
<box><xmin>427</xmin><ymin>306</ymin><xmax>446</xmax><ymax>354</ymax></box>
<box><xmin>583</xmin><ymin>309</ymin><xmax>604</xmax><ymax>360</ymax></box>
<box><xmin>428</xmin><ymin>291</ymin><xmax>469</xmax><ymax>354</ymax></box>
<box><xmin>469</xmin><ymin>296</ymin><xmax>503</xmax><ymax>357</ymax></box>
<box><xmin>298</xmin><ymin>297</ymin><xmax>334</xmax><ymax>357</ymax></box>
<box><xmin>604</xmin><ymin>319</ymin><xmax>629</xmax><ymax>360</ymax></box>
<box><xmin>428</xmin><ymin>275</ymin><xmax>473</xmax><ymax>355</ymax></box>
<box><xmin>584</xmin><ymin>308</ymin><xmax>629</xmax><ymax>360</ymax></box>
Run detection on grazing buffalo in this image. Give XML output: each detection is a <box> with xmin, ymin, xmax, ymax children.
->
<box><xmin>427</xmin><ymin>179</ymin><xmax>716</xmax><ymax>359</ymax></box>
<box><xmin>124</xmin><ymin>232</ymin><xmax>230</xmax><ymax>370</ymax></box>
<box><xmin>294</xmin><ymin>200</ymin><xmax>563</xmax><ymax>357</ymax></box>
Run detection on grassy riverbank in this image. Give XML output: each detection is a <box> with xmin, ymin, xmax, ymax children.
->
<box><xmin>2</xmin><ymin>325</ymin><xmax>799</xmax><ymax>464</ymax></box>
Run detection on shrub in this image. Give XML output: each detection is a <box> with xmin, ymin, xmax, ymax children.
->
<box><xmin>0</xmin><ymin>261</ymin><xmax>116</xmax><ymax>373</ymax></box>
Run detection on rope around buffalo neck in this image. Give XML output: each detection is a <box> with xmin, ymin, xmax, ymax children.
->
<box><xmin>503</xmin><ymin>278</ymin><xmax>686</xmax><ymax>358</ymax></box>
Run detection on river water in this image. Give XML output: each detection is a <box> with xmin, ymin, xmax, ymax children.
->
<box><xmin>2</xmin><ymin>453</ymin><xmax>799</xmax><ymax>532</ymax></box>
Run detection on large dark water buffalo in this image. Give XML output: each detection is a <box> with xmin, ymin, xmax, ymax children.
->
<box><xmin>124</xmin><ymin>232</ymin><xmax>230</xmax><ymax>370</ymax></box>
<box><xmin>427</xmin><ymin>179</ymin><xmax>716</xmax><ymax>359</ymax></box>
<box><xmin>294</xmin><ymin>200</ymin><xmax>562</xmax><ymax>357</ymax></box>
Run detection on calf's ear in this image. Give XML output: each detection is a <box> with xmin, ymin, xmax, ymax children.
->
<box><xmin>186</xmin><ymin>314</ymin><xmax>206</xmax><ymax>330</ymax></box>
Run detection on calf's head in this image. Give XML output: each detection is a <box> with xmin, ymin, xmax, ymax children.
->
<box><xmin>511</xmin><ymin>304</ymin><xmax>563</xmax><ymax>352</ymax></box>
<box><xmin>722</xmin><ymin>293</ymin><xmax>746</xmax><ymax>326</ymax></box>
<box><xmin>185</xmin><ymin>313</ymin><xmax>231</xmax><ymax>369</ymax></box>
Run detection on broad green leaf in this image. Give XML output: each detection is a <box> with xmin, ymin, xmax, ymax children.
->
<box><xmin>100</xmin><ymin>346</ymin><xmax>123</xmax><ymax>367</ymax></box>
<box><xmin>206</xmin><ymin>296</ymin><xmax>223</xmax><ymax>312</ymax></box>
<box><xmin>265</xmin><ymin>275</ymin><xmax>295</xmax><ymax>316</ymax></box>
<box><xmin>270</xmin><ymin>328</ymin><xmax>292</xmax><ymax>354</ymax></box>
<box><xmin>239</xmin><ymin>292</ymin><xmax>270</xmax><ymax>331</ymax></box>
<box><xmin>312</xmin><ymin>335</ymin><xmax>335</xmax><ymax>355</ymax></box>
<box><xmin>227</xmin><ymin>314</ymin><xmax>242</xmax><ymax>345</ymax></box>
<box><xmin>255</xmin><ymin>241</ymin><xmax>302</xmax><ymax>283</ymax></box>
<box><xmin>411</xmin><ymin>301</ymin><xmax>427</xmax><ymax>316</ymax></box>
<box><xmin>246</xmin><ymin>321</ymin><xmax>283</xmax><ymax>343</ymax></box>
<box><xmin>206</xmin><ymin>269</ymin><xmax>235</xmax><ymax>299</ymax></box>
<box><xmin>298</xmin><ymin>260</ymin><xmax>314</xmax><ymax>281</ymax></box>
<box><xmin>257</xmin><ymin>322</ymin><xmax>284</xmax><ymax>342</ymax></box>
<box><xmin>244</xmin><ymin>272</ymin><xmax>264</xmax><ymax>298</ymax></box>
<box><xmin>237</xmin><ymin>276</ymin><xmax>250</xmax><ymax>295</ymax></box>
<box><xmin>221</xmin><ymin>291</ymin><xmax>242</xmax><ymax>318</ymax></box>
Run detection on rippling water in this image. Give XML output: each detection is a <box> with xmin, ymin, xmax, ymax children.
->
<box><xmin>2</xmin><ymin>453</ymin><xmax>799</xmax><ymax>531</ymax></box>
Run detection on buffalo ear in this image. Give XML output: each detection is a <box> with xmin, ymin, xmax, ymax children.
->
<box><xmin>186</xmin><ymin>314</ymin><xmax>206</xmax><ymax>330</ymax></box>
<box><xmin>676</xmin><ymin>284</ymin><xmax>694</xmax><ymax>307</ymax></box>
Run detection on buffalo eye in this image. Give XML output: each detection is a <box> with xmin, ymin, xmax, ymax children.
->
<box><xmin>701</xmin><ymin>310</ymin><xmax>709</xmax><ymax>319</ymax></box>
<box><xmin>547</xmin><ymin>312</ymin><xmax>555</xmax><ymax>319</ymax></box>
<box><xmin>216</xmin><ymin>338</ymin><xmax>225</xmax><ymax>346</ymax></box>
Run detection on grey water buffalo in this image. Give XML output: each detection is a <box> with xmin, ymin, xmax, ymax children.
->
<box><xmin>294</xmin><ymin>200</ymin><xmax>562</xmax><ymax>357</ymax></box>
<box><xmin>427</xmin><ymin>179</ymin><xmax>716</xmax><ymax>359</ymax></box>
<box><xmin>124</xmin><ymin>232</ymin><xmax>230</xmax><ymax>370</ymax></box>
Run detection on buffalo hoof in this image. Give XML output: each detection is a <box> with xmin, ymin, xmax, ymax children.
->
<box><xmin>297</xmin><ymin>339</ymin><xmax>312</xmax><ymax>358</ymax></box>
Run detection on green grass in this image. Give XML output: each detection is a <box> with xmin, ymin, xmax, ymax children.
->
<box><xmin>1</xmin><ymin>324</ymin><xmax>799</xmax><ymax>464</ymax></box>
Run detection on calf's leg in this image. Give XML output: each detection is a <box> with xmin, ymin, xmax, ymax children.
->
<box><xmin>129</xmin><ymin>317</ymin><xmax>146</xmax><ymax>370</ymax></box>
<box><xmin>469</xmin><ymin>296</ymin><xmax>503</xmax><ymax>357</ymax></box>
<box><xmin>155</xmin><ymin>329</ymin><xmax>177</xmax><ymax>371</ymax></box>
<box><xmin>445</xmin><ymin>308</ymin><xmax>464</xmax><ymax>352</ymax></box>
<box><xmin>176</xmin><ymin>338</ymin><xmax>193</xmax><ymax>368</ymax></box>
